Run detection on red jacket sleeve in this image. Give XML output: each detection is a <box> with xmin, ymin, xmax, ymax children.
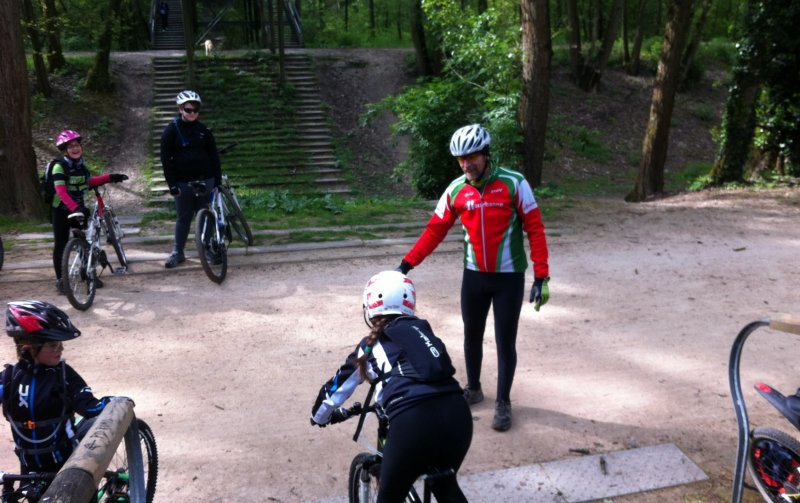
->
<box><xmin>519</xmin><ymin>186</ymin><xmax>549</xmax><ymax>278</ymax></box>
<box><xmin>89</xmin><ymin>173</ymin><xmax>111</xmax><ymax>187</ymax></box>
<box><xmin>403</xmin><ymin>192</ymin><xmax>458</xmax><ymax>267</ymax></box>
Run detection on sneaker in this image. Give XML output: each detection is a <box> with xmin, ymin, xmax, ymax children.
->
<box><xmin>492</xmin><ymin>400</ymin><xmax>512</xmax><ymax>432</ymax></box>
<box><xmin>56</xmin><ymin>279</ymin><xmax>65</xmax><ymax>295</ymax></box>
<box><xmin>164</xmin><ymin>252</ymin><xmax>186</xmax><ymax>269</ymax></box>
<box><xmin>463</xmin><ymin>387</ymin><xmax>484</xmax><ymax>405</ymax></box>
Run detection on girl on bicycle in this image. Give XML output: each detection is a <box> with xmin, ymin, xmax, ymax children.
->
<box><xmin>49</xmin><ymin>130</ymin><xmax>128</xmax><ymax>294</ymax></box>
<box><xmin>311</xmin><ymin>271</ymin><xmax>473</xmax><ymax>502</ymax></box>
<box><xmin>0</xmin><ymin>300</ymin><xmax>113</xmax><ymax>473</ymax></box>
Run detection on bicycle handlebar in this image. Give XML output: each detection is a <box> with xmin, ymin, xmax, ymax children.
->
<box><xmin>0</xmin><ymin>470</ymin><xmax>55</xmax><ymax>483</ymax></box>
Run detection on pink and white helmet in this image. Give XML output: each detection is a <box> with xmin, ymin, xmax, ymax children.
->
<box><xmin>362</xmin><ymin>271</ymin><xmax>416</xmax><ymax>320</ymax></box>
<box><xmin>55</xmin><ymin>130</ymin><xmax>82</xmax><ymax>149</ymax></box>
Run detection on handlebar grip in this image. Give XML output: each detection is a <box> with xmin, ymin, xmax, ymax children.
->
<box><xmin>770</xmin><ymin>315</ymin><xmax>800</xmax><ymax>335</ymax></box>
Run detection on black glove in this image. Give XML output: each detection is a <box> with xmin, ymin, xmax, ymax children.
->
<box><xmin>310</xmin><ymin>417</ymin><xmax>327</xmax><ymax>428</ymax></box>
<box><xmin>395</xmin><ymin>260</ymin><xmax>413</xmax><ymax>275</ymax></box>
<box><xmin>110</xmin><ymin>174</ymin><xmax>128</xmax><ymax>183</ymax></box>
<box><xmin>530</xmin><ymin>277</ymin><xmax>550</xmax><ymax>311</ymax></box>
<box><xmin>168</xmin><ymin>186</ymin><xmax>180</xmax><ymax>196</ymax></box>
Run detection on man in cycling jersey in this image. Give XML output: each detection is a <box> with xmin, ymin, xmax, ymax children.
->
<box><xmin>0</xmin><ymin>300</ymin><xmax>113</xmax><ymax>473</ymax></box>
<box><xmin>396</xmin><ymin>124</ymin><xmax>550</xmax><ymax>432</ymax></box>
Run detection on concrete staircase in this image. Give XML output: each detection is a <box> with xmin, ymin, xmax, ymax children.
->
<box><xmin>151</xmin><ymin>0</ymin><xmax>185</xmax><ymax>50</ymax></box>
<box><xmin>149</xmin><ymin>54</ymin><xmax>349</xmax><ymax>205</ymax></box>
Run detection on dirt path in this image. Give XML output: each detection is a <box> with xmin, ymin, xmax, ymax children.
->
<box><xmin>1</xmin><ymin>189</ymin><xmax>799</xmax><ymax>502</ymax></box>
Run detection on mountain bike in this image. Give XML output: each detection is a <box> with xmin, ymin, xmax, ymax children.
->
<box><xmin>61</xmin><ymin>185</ymin><xmax>128</xmax><ymax>310</ymax></box>
<box><xmin>327</xmin><ymin>385</ymin><xmax>457</xmax><ymax>503</ymax></box>
<box><xmin>215</xmin><ymin>143</ymin><xmax>253</xmax><ymax>246</ymax></box>
<box><xmin>729</xmin><ymin>315</ymin><xmax>800</xmax><ymax>503</ymax></box>
<box><xmin>0</xmin><ymin>418</ymin><xmax>158</xmax><ymax>503</ymax></box>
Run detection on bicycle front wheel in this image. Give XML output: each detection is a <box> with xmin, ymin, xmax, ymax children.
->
<box><xmin>103</xmin><ymin>208</ymin><xmax>128</xmax><ymax>270</ymax></box>
<box><xmin>748</xmin><ymin>426</ymin><xmax>800</xmax><ymax>502</ymax></box>
<box><xmin>349</xmin><ymin>453</ymin><xmax>379</xmax><ymax>503</ymax></box>
<box><xmin>98</xmin><ymin>418</ymin><xmax>158</xmax><ymax>503</ymax></box>
<box><xmin>61</xmin><ymin>238</ymin><xmax>96</xmax><ymax>311</ymax></box>
<box><xmin>219</xmin><ymin>184</ymin><xmax>253</xmax><ymax>246</ymax></box>
<box><xmin>194</xmin><ymin>209</ymin><xmax>227</xmax><ymax>283</ymax></box>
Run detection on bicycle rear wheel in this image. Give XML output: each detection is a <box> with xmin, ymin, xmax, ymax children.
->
<box><xmin>748</xmin><ymin>426</ymin><xmax>800</xmax><ymax>502</ymax></box>
<box><xmin>194</xmin><ymin>209</ymin><xmax>227</xmax><ymax>283</ymax></box>
<box><xmin>61</xmin><ymin>238</ymin><xmax>96</xmax><ymax>311</ymax></box>
<box><xmin>219</xmin><ymin>184</ymin><xmax>253</xmax><ymax>246</ymax></box>
<box><xmin>102</xmin><ymin>208</ymin><xmax>128</xmax><ymax>270</ymax></box>
<box><xmin>98</xmin><ymin>419</ymin><xmax>158</xmax><ymax>503</ymax></box>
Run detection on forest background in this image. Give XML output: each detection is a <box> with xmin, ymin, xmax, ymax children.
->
<box><xmin>0</xmin><ymin>0</ymin><xmax>798</xmax><ymax>225</ymax></box>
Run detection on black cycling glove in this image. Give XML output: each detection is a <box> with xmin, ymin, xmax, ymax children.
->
<box><xmin>395</xmin><ymin>260</ymin><xmax>413</xmax><ymax>275</ymax></box>
<box><xmin>110</xmin><ymin>174</ymin><xmax>128</xmax><ymax>183</ymax></box>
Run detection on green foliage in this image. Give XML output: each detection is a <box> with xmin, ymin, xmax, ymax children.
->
<box><xmin>370</xmin><ymin>78</ymin><xmax>482</xmax><ymax>198</ymax></box>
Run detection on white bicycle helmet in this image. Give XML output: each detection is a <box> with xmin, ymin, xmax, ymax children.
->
<box><xmin>363</xmin><ymin>271</ymin><xmax>416</xmax><ymax>320</ymax></box>
<box><xmin>449</xmin><ymin>124</ymin><xmax>491</xmax><ymax>157</ymax></box>
<box><xmin>176</xmin><ymin>90</ymin><xmax>202</xmax><ymax>106</ymax></box>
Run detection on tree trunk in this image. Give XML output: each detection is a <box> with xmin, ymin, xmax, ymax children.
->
<box><xmin>21</xmin><ymin>0</ymin><xmax>52</xmax><ymax>97</ymax></box>
<box><xmin>622</xmin><ymin>0</ymin><xmax>630</xmax><ymax>66</ymax></box>
<box><xmin>410</xmin><ymin>0</ymin><xmax>433</xmax><ymax>76</ymax></box>
<box><xmin>277</xmin><ymin>0</ymin><xmax>286</xmax><ymax>84</ymax></box>
<box><xmin>477</xmin><ymin>0</ymin><xmax>488</xmax><ymax>13</ymax></box>
<box><xmin>626</xmin><ymin>0</ymin><xmax>695</xmax><ymax>202</ymax></box>
<box><xmin>85</xmin><ymin>0</ymin><xmax>123</xmax><ymax>92</ymax></box>
<box><xmin>518</xmin><ymin>0</ymin><xmax>551</xmax><ymax>187</ymax></box>
<box><xmin>710</xmin><ymin>1</ymin><xmax>763</xmax><ymax>184</ymax></box>
<box><xmin>566</xmin><ymin>0</ymin><xmax>584</xmax><ymax>82</ymax></box>
<box><xmin>628</xmin><ymin>0</ymin><xmax>647</xmax><ymax>74</ymax></box>
<box><xmin>595</xmin><ymin>0</ymin><xmax>624</xmax><ymax>73</ymax></box>
<box><xmin>41</xmin><ymin>0</ymin><xmax>66</xmax><ymax>72</ymax></box>
<box><xmin>369</xmin><ymin>0</ymin><xmax>376</xmax><ymax>38</ymax></box>
<box><xmin>0</xmin><ymin>0</ymin><xmax>43</xmax><ymax>218</ymax></box>
<box><xmin>678</xmin><ymin>0</ymin><xmax>711</xmax><ymax>89</ymax></box>
<box><xmin>182</xmin><ymin>0</ymin><xmax>196</xmax><ymax>86</ymax></box>
<box><xmin>266</xmin><ymin>0</ymin><xmax>275</xmax><ymax>53</ymax></box>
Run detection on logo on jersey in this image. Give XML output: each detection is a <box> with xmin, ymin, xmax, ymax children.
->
<box><xmin>17</xmin><ymin>384</ymin><xmax>30</xmax><ymax>409</ymax></box>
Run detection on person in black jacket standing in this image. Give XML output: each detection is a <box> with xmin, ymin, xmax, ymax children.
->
<box><xmin>160</xmin><ymin>90</ymin><xmax>221</xmax><ymax>269</ymax></box>
<box><xmin>311</xmin><ymin>271</ymin><xmax>473</xmax><ymax>502</ymax></box>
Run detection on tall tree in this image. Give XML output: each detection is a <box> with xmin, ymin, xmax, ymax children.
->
<box><xmin>41</xmin><ymin>0</ymin><xmax>65</xmax><ymax>71</ymax></box>
<box><xmin>678</xmin><ymin>0</ymin><xmax>712</xmax><ymax>89</ymax></box>
<box><xmin>409</xmin><ymin>0</ymin><xmax>440</xmax><ymax>76</ymax></box>
<box><xmin>21</xmin><ymin>0</ymin><xmax>52</xmax><ymax>97</ymax></box>
<box><xmin>519</xmin><ymin>0</ymin><xmax>551</xmax><ymax>187</ymax></box>
<box><xmin>626</xmin><ymin>0</ymin><xmax>695</xmax><ymax>202</ymax></box>
<box><xmin>85</xmin><ymin>0</ymin><xmax>123</xmax><ymax>91</ymax></box>
<box><xmin>0</xmin><ymin>0</ymin><xmax>43</xmax><ymax>218</ymax></box>
<box><xmin>627</xmin><ymin>0</ymin><xmax>647</xmax><ymax>74</ymax></box>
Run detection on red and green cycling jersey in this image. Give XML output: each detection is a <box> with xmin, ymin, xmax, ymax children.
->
<box><xmin>404</xmin><ymin>166</ymin><xmax>549</xmax><ymax>278</ymax></box>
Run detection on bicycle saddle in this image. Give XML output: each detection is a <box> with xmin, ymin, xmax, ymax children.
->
<box><xmin>755</xmin><ymin>383</ymin><xmax>800</xmax><ymax>431</ymax></box>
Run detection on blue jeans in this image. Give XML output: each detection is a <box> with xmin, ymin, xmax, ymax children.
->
<box><xmin>172</xmin><ymin>178</ymin><xmax>214</xmax><ymax>254</ymax></box>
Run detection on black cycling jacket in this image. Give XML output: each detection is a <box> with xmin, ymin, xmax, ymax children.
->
<box><xmin>160</xmin><ymin>116</ymin><xmax>221</xmax><ymax>187</ymax></box>
<box><xmin>311</xmin><ymin>316</ymin><xmax>462</xmax><ymax>424</ymax></box>
<box><xmin>0</xmin><ymin>357</ymin><xmax>109</xmax><ymax>472</ymax></box>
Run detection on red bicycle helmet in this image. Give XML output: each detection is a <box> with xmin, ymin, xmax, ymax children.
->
<box><xmin>6</xmin><ymin>300</ymin><xmax>81</xmax><ymax>342</ymax></box>
<box><xmin>55</xmin><ymin>130</ymin><xmax>82</xmax><ymax>150</ymax></box>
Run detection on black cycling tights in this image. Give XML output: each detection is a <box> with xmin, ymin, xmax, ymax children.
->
<box><xmin>461</xmin><ymin>269</ymin><xmax>525</xmax><ymax>402</ymax></box>
<box><xmin>51</xmin><ymin>207</ymin><xmax>72</xmax><ymax>279</ymax></box>
<box><xmin>378</xmin><ymin>393</ymin><xmax>473</xmax><ymax>503</ymax></box>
